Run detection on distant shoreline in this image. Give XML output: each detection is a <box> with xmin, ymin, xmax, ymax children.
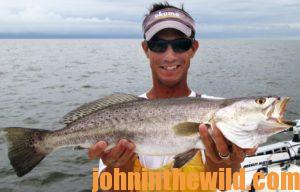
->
<box><xmin>0</xmin><ymin>37</ymin><xmax>299</xmax><ymax>40</ymax></box>
<box><xmin>0</xmin><ymin>33</ymin><xmax>300</xmax><ymax>40</ymax></box>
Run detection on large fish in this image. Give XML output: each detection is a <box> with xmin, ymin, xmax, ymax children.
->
<box><xmin>0</xmin><ymin>93</ymin><xmax>295</xmax><ymax>177</ymax></box>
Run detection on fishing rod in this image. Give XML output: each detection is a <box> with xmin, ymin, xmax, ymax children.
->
<box><xmin>280</xmin><ymin>119</ymin><xmax>300</xmax><ymax>143</ymax></box>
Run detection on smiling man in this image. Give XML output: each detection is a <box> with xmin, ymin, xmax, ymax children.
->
<box><xmin>141</xmin><ymin>28</ymin><xmax>195</xmax><ymax>98</ymax></box>
<box><xmin>89</xmin><ymin>2</ymin><xmax>256</xmax><ymax>191</ymax></box>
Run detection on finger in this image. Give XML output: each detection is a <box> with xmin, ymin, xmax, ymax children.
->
<box><xmin>244</xmin><ymin>148</ymin><xmax>257</xmax><ymax>156</ymax></box>
<box><xmin>88</xmin><ymin>141</ymin><xmax>107</xmax><ymax>159</ymax></box>
<box><xmin>118</xmin><ymin>152</ymin><xmax>137</xmax><ymax>168</ymax></box>
<box><xmin>115</xmin><ymin>143</ymin><xmax>136</xmax><ymax>167</ymax></box>
<box><xmin>231</xmin><ymin>144</ymin><xmax>245</xmax><ymax>163</ymax></box>
<box><xmin>102</xmin><ymin>139</ymin><xmax>128</xmax><ymax>166</ymax></box>
<box><xmin>211</xmin><ymin>122</ymin><xmax>230</xmax><ymax>157</ymax></box>
<box><xmin>199</xmin><ymin>124</ymin><xmax>221</xmax><ymax>163</ymax></box>
<box><xmin>101</xmin><ymin>148</ymin><xmax>112</xmax><ymax>156</ymax></box>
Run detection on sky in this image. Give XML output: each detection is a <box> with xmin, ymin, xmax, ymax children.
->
<box><xmin>0</xmin><ymin>0</ymin><xmax>299</xmax><ymax>39</ymax></box>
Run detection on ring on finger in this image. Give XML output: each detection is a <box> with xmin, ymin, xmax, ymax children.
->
<box><xmin>218</xmin><ymin>152</ymin><xmax>230</xmax><ymax>160</ymax></box>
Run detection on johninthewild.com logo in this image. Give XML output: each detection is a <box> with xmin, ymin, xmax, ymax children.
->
<box><xmin>92</xmin><ymin>168</ymin><xmax>300</xmax><ymax>191</ymax></box>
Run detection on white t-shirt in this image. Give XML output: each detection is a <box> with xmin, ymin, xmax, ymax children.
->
<box><xmin>98</xmin><ymin>91</ymin><xmax>222</xmax><ymax>171</ymax></box>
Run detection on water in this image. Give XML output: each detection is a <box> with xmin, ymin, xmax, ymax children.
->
<box><xmin>0</xmin><ymin>39</ymin><xmax>299</xmax><ymax>191</ymax></box>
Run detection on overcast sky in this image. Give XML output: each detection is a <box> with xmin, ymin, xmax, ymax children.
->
<box><xmin>0</xmin><ymin>0</ymin><xmax>299</xmax><ymax>39</ymax></box>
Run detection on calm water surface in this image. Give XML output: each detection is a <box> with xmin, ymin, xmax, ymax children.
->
<box><xmin>0</xmin><ymin>39</ymin><xmax>299</xmax><ymax>191</ymax></box>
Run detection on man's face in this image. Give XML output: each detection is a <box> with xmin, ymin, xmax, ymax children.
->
<box><xmin>142</xmin><ymin>29</ymin><xmax>199</xmax><ymax>87</ymax></box>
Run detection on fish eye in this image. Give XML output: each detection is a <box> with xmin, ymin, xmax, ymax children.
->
<box><xmin>255</xmin><ymin>98</ymin><xmax>266</xmax><ymax>105</ymax></box>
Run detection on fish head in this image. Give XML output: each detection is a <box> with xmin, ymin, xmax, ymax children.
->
<box><xmin>213</xmin><ymin>96</ymin><xmax>295</xmax><ymax>148</ymax></box>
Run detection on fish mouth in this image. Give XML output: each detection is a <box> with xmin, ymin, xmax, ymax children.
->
<box><xmin>266</xmin><ymin>97</ymin><xmax>296</xmax><ymax>128</ymax></box>
<box><xmin>275</xmin><ymin>97</ymin><xmax>296</xmax><ymax>126</ymax></box>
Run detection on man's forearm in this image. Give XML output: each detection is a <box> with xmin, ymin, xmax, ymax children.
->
<box><xmin>205</xmin><ymin>157</ymin><xmax>241</xmax><ymax>172</ymax></box>
<box><xmin>205</xmin><ymin>155</ymin><xmax>241</xmax><ymax>190</ymax></box>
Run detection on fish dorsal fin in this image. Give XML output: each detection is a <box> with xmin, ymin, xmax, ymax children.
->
<box><xmin>61</xmin><ymin>93</ymin><xmax>144</xmax><ymax>125</ymax></box>
<box><xmin>173</xmin><ymin>122</ymin><xmax>200</xmax><ymax>136</ymax></box>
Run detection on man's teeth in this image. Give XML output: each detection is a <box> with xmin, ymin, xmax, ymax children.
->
<box><xmin>162</xmin><ymin>65</ymin><xmax>179</xmax><ymax>71</ymax></box>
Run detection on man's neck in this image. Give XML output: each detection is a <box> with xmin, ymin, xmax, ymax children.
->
<box><xmin>147</xmin><ymin>81</ymin><xmax>191</xmax><ymax>100</ymax></box>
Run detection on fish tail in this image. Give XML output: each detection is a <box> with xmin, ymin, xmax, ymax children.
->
<box><xmin>1</xmin><ymin>127</ymin><xmax>52</xmax><ymax>177</ymax></box>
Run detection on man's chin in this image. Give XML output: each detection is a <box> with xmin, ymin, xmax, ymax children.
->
<box><xmin>158</xmin><ymin>78</ymin><xmax>182</xmax><ymax>87</ymax></box>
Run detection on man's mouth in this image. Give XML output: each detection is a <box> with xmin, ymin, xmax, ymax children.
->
<box><xmin>160</xmin><ymin>65</ymin><xmax>181</xmax><ymax>71</ymax></box>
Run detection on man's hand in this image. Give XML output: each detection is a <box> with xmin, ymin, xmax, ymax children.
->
<box><xmin>199</xmin><ymin>123</ymin><xmax>257</xmax><ymax>169</ymax></box>
<box><xmin>199</xmin><ymin>123</ymin><xmax>257</xmax><ymax>189</ymax></box>
<box><xmin>88</xmin><ymin>139</ymin><xmax>136</xmax><ymax>168</ymax></box>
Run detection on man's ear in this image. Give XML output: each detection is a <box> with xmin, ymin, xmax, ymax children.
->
<box><xmin>141</xmin><ymin>41</ymin><xmax>149</xmax><ymax>58</ymax></box>
<box><xmin>190</xmin><ymin>40</ymin><xmax>199</xmax><ymax>58</ymax></box>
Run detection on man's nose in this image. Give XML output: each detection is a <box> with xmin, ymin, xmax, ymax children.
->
<box><xmin>163</xmin><ymin>45</ymin><xmax>176</xmax><ymax>63</ymax></box>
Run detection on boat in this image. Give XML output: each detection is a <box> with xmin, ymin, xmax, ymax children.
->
<box><xmin>228</xmin><ymin>120</ymin><xmax>300</xmax><ymax>191</ymax></box>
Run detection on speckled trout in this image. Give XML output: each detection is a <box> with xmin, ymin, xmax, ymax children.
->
<box><xmin>0</xmin><ymin>93</ymin><xmax>295</xmax><ymax>177</ymax></box>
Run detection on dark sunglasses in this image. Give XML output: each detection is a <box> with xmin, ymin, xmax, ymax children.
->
<box><xmin>146</xmin><ymin>38</ymin><xmax>194</xmax><ymax>53</ymax></box>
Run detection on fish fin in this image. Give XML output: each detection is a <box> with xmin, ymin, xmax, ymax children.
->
<box><xmin>74</xmin><ymin>142</ymin><xmax>96</xmax><ymax>150</ymax></box>
<box><xmin>173</xmin><ymin>149</ymin><xmax>198</xmax><ymax>168</ymax></box>
<box><xmin>1</xmin><ymin>127</ymin><xmax>52</xmax><ymax>177</ymax></box>
<box><xmin>61</xmin><ymin>93</ymin><xmax>144</xmax><ymax>125</ymax></box>
<box><xmin>257</xmin><ymin>119</ymin><xmax>292</xmax><ymax>135</ymax></box>
<box><xmin>173</xmin><ymin>122</ymin><xmax>200</xmax><ymax>136</ymax></box>
<box><xmin>73</xmin><ymin>146</ymin><xmax>86</xmax><ymax>150</ymax></box>
<box><xmin>195</xmin><ymin>140</ymin><xmax>205</xmax><ymax>149</ymax></box>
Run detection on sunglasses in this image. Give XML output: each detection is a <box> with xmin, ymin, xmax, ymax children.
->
<box><xmin>146</xmin><ymin>38</ymin><xmax>193</xmax><ymax>53</ymax></box>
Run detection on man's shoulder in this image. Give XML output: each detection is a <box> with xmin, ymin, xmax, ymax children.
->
<box><xmin>139</xmin><ymin>93</ymin><xmax>148</xmax><ymax>99</ymax></box>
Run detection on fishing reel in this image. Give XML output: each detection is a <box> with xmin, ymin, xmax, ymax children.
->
<box><xmin>280</xmin><ymin>119</ymin><xmax>300</xmax><ymax>142</ymax></box>
<box><xmin>292</xmin><ymin>119</ymin><xmax>300</xmax><ymax>142</ymax></box>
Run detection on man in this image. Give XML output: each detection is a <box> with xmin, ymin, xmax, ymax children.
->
<box><xmin>89</xmin><ymin>2</ymin><xmax>256</xmax><ymax>191</ymax></box>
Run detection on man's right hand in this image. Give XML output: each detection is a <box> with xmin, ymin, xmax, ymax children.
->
<box><xmin>88</xmin><ymin>139</ymin><xmax>136</xmax><ymax>168</ymax></box>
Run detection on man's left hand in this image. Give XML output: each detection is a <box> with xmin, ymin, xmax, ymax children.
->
<box><xmin>199</xmin><ymin>123</ymin><xmax>257</xmax><ymax>169</ymax></box>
